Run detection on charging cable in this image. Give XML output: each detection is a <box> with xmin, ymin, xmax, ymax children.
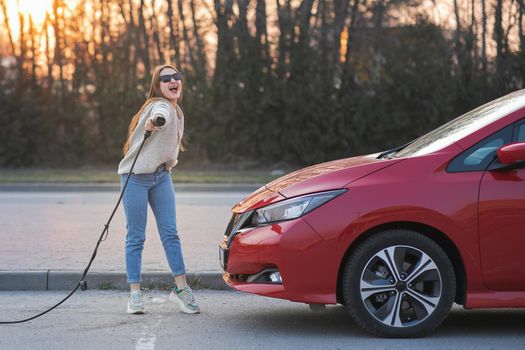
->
<box><xmin>1</xmin><ymin>128</ymin><xmax>156</xmax><ymax>324</ymax></box>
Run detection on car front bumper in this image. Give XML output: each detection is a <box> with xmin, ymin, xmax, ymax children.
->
<box><xmin>220</xmin><ymin>216</ymin><xmax>341</xmax><ymax>304</ymax></box>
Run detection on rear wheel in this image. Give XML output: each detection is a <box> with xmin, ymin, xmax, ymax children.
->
<box><xmin>342</xmin><ymin>229</ymin><xmax>456</xmax><ymax>337</ymax></box>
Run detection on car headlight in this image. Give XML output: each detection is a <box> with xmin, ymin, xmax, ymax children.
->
<box><xmin>251</xmin><ymin>189</ymin><xmax>347</xmax><ymax>225</ymax></box>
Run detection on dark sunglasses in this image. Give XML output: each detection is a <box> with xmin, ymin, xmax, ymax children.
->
<box><xmin>159</xmin><ymin>72</ymin><xmax>183</xmax><ymax>83</ymax></box>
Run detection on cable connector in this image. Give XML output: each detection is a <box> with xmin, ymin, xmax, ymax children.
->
<box><xmin>80</xmin><ymin>280</ymin><xmax>88</xmax><ymax>291</ymax></box>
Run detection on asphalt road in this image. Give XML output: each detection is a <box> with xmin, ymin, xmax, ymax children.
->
<box><xmin>0</xmin><ymin>290</ymin><xmax>524</xmax><ymax>350</ymax></box>
<box><xmin>0</xmin><ymin>191</ymin><xmax>249</xmax><ymax>273</ymax></box>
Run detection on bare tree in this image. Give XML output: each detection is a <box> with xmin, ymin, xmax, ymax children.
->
<box><xmin>138</xmin><ymin>0</ymin><xmax>151</xmax><ymax>73</ymax></box>
<box><xmin>214</xmin><ymin>0</ymin><xmax>234</xmax><ymax>82</ymax></box>
<box><xmin>52</xmin><ymin>0</ymin><xmax>66</xmax><ymax>100</ymax></box>
<box><xmin>481</xmin><ymin>0</ymin><xmax>487</xmax><ymax>76</ymax></box>
<box><xmin>0</xmin><ymin>0</ymin><xmax>18</xmax><ymax>65</ymax></box>
<box><xmin>17</xmin><ymin>7</ymin><xmax>26</xmax><ymax>79</ymax></box>
<box><xmin>276</xmin><ymin>0</ymin><xmax>293</xmax><ymax>77</ymax></box>
<box><xmin>178</xmin><ymin>0</ymin><xmax>196</xmax><ymax>70</ymax></box>
<box><xmin>151</xmin><ymin>0</ymin><xmax>164</xmax><ymax>65</ymax></box>
<box><xmin>166</xmin><ymin>0</ymin><xmax>181</xmax><ymax>68</ymax></box>
<box><xmin>190</xmin><ymin>0</ymin><xmax>207</xmax><ymax>74</ymax></box>
<box><xmin>43</xmin><ymin>12</ymin><xmax>53</xmax><ymax>90</ymax></box>
<box><xmin>494</xmin><ymin>0</ymin><xmax>505</xmax><ymax>88</ymax></box>
<box><xmin>341</xmin><ymin>0</ymin><xmax>361</xmax><ymax>90</ymax></box>
<box><xmin>255</xmin><ymin>0</ymin><xmax>270</xmax><ymax>71</ymax></box>
<box><xmin>519</xmin><ymin>0</ymin><xmax>525</xmax><ymax>53</ymax></box>
<box><xmin>28</xmin><ymin>15</ymin><xmax>38</xmax><ymax>85</ymax></box>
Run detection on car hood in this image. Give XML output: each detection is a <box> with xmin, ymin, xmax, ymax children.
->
<box><xmin>232</xmin><ymin>154</ymin><xmax>401</xmax><ymax>213</ymax></box>
<box><xmin>267</xmin><ymin>154</ymin><xmax>401</xmax><ymax>197</ymax></box>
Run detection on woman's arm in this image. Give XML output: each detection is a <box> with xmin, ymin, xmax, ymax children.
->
<box><xmin>147</xmin><ymin>101</ymin><xmax>172</xmax><ymax>131</ymax></box>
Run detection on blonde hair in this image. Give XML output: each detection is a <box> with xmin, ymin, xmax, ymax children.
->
<box><xmin>122</xmin><ymin>64</ymin><xmax>185</xmax><ymax>155</ymax></box>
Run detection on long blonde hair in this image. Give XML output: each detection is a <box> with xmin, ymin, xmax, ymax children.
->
<box><xmin>122</xmin><ymin>64</ymin><xmax>185</xmax><ymax>155</ymax></box>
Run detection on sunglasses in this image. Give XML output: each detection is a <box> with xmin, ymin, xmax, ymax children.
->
<box><xmin>159</xmin><ymin>72</ymin><xmax>183</xmax><ymax>83</ymax></box>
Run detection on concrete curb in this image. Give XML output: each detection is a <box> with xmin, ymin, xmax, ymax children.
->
<box><xmin>0</xmin><ymin>270</ymin><xmax>229</xmax><ymax>291</ymax></box>
<box><xmin>0</xmin><ymin>183</ymin><xmax>261</xmax><ymax>192</ymax></box>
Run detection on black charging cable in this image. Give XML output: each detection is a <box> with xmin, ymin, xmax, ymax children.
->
<box><xmin>0</xmin><ymin>126</ymin><xmax>159</xmax><ymax>324</ymax></box>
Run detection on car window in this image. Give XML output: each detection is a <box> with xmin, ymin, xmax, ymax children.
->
<box><xmin>393</xmin><ymin>90</ymin><xmax>525</xmax><ymax>158</ymax></box>
<box><xmin>517</xmin><ymin>123</ymin><xmax>525</xmax><ymax>142</ymax></box>
<box><xmin>463</xmin><ymin>139</ymin><xmax>505</xmax><ymax>165</ymax></box>
<box><xmin>447</xmin><ymin>125</ymin><xmax>513</xmax><ymax>172</ymax></box>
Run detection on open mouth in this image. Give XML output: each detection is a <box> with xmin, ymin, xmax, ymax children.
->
<box><xmin>169</xmin><ymin>85</ymin><xmax>179</xmax><ymax>93</ymax></box>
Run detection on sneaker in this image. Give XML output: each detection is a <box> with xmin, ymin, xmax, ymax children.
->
<box><xmin>127</xmin><ymin>290</ymin><xmax>145</xmax><ymax>314</ymax></box>
<box><xmin>169</xmin><ymin>286</ymin><xmax>200</xmax><ymax>314</ymax></box>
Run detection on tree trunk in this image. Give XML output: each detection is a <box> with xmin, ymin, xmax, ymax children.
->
<box><xmin>519</xmin><ymin>0</ymin><xmax>525</xmax><ymax>53</ymax></box>
<box><xmin>255</xmin><ymin>0</ymin><xmax>270</xmax><ymax>71</ymax></box>
<box><xmin>17</xmin><ymin>10</ymin><xmax>26</xmax><ymax>80</ymax></box>
<box><xmin>289</xmin><ymin>0</ymin><xmax>315</xmax><ymax>79</ymax></box>
<box><xmin>494</xmin><ymin>0</ymin><xmax>504</xmax><ymax>89</ymax></box>
<box><xmin>344</xmin><ymin>0</ymin><xmax>359</xmax><ymax>65</ymax></box>
<box><xmin>341</xmin><ymin>0</ymin><xmax>360</xmax><ymax>92</ymax></box>
<box><xmin>118</xmin><ymin>0</ymin><xmax>133</xmax><ymax>89</ymax></box>
<box><xmin>517</xmin><ymin>0</ymin><xmax>525</xmax><ymax>86</ymax></box>
<box><xmin>275</xmin><ymin>0</ymin><xmax>292</xmax><ymax>78</ymax></box>
<box><xmin>453</xmin><ymin>0</ymin><xmax>461</xmax><ymax>43</ymax></box>
<box><xmin>190</xmin><ymin>0</ymin><xmax>207</xmax><ymax>75</ymax></box>
<box><xmin>178</xmin><ymin>0</ymin><xmax>196</xmax><ymax>70</ymax></box>
<box><xmin>373</xmin><ymin>0</ymin><xmax>385</xmax><ymax>54</ymax></box>
<box><xmin>236</xmin><ymin>0</ymin><xmax>251</xmax><ymax>59</ymax></box>
<box><xmin>214</xmin><ymin>0</ymin><xmax>234</xmax><ymax>82</ymax></box>
<box><xmin>481</xmin><ymin>0</ymin><xmax>487</xmax><ymax>76</ymax></box>
<box><xmin>138</xmin><ymin>0</ymin><xmax>151</xmax><ymax>73</ymax></box>
<box><xmin>166</xmin><ymin>0</ymin><xmax>181</xmax><ymax>68</ymax></box>
<box><xmin>333</xmin><ymin>0</ymin><xmax>350</xmax><ymax>66</ymax></box>
<box><xmin>0</xmin><ymin>0</ymin><xmax>18</xmax><ymax>65</ymax></box>
<box><xmin>44</xmin><ymin>13</ymin><xmax>53</xmax><ymax>91</ymax></box>
<box><xmin>100</xmin><ymin>0</ymin><xmax>109</xmax><ymax>77</ymax></box>
<box><xmin>470</xmin><ymin>0</ymin><xmax>477</xmax><ymax>61</ymax></box>
<box><xmin>150</xmin><ymin>0</ymin><xmax>164</xmax><ymax>64</ymax></box>
<box><xmin>52</xmin><ymin>0</ymin><xmax>66</xmax><ymax>101</ymax></box>
<box><xmin>29</xmin><ymin>15</ymin><xmax>37</xmax><ymax>86</ymax></box>
<box><xmin>295</xmin><ymin>0</ymin><xmax>315</xmax><ymax>46</ymax></box>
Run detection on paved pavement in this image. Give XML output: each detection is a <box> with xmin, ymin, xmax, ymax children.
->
<box><xmin>1</xmin><ymin>290</ymin><xmax>524</xmax><ymax>350</ymax></box>
<box><xmin>0</xmin><ymin>188</ymin><xmax>254</xmax><ymax>290</ymax></box>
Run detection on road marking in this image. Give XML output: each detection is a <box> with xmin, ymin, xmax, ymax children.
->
<box><xmin>136</xmin><ymin>312</ymin><xmax>162</xmax><ymax>350</ymax></box>
<box><xmin>136</xmin><ymin>335</ymin><xmax>156</xmax><ymax>350</ymax></box>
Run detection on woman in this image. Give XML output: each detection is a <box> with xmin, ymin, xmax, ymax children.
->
<box><xmin>118</xmin><ymin>64</ymin><xmax>199</xmax><ymax>314</ymax></box>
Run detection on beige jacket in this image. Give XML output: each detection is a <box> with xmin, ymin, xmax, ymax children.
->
<box><xmin>117</xmin><ymin>99</ymin><xmax>184</xmax><ymax>175</ymax></box>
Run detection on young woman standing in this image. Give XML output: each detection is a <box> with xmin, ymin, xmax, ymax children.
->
<box><xmin>118</xmin><ymin>64</ymin><xmax>199</xmax><ymax>314</ymax></box>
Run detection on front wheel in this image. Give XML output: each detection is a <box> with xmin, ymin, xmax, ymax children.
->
<box><xmin>342</xmin><ymin>230</ymin><xmax>456</xmax><ymax>338</ymax></box>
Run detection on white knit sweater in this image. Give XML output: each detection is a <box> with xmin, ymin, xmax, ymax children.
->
<box><xmin>117</xmin><ymin>99</ymin><xmax>184</xmax><ymax>175</ymax></box>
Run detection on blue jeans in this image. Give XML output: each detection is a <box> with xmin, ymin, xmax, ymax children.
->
<box><xmin>121</xmin><ymin>165</ymin><xmax>186</xmax><ymax>283</ymax></box>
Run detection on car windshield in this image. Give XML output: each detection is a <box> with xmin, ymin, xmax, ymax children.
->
<box><xmin>392</xmin><ymin>90</ymin><xmax>525</xmax><ymax>158</ymax></box>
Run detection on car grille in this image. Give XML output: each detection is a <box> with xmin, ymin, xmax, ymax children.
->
<box><xmin>224</xmin><ymin>211</ymin><xmax>253</xmax><ymax>241</ymax></box>
<box><xmin>224</xmin><ymin>214</ymin><xmax>239</xmax><ymax>238</ymax></box>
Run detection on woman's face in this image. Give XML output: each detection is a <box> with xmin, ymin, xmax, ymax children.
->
<box><xmin>159</xmin><ymin>67</ymin><xmax>183</xmax><ymax>102</ymax></box>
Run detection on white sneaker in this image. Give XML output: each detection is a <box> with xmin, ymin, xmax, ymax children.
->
<box><xmin>127</xmin><ymin>290</ymin><xmax>145</xmax><ymax>314</ymax></box>
<box><xmin>169</xmin><ymin>286</ymin><xmax>200</xmax><ymax>314</ymax></box>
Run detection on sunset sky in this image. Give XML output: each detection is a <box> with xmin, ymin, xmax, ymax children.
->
<box><xmin>3</xmin><ymin>0</ymin><xmax>55</xmax><ymax>30</ymax></box>
<box><xmin>0</xmin><ymin>0</ymin><xmax>516</xmax><ymax>59</ymax></box>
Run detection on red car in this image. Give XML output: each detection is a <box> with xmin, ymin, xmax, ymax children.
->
<box><xmin>219</xmin><ymin>90</ymin><xmax>525</xmax><ymax>337</ymax></box>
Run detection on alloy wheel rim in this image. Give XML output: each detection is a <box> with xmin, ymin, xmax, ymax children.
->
<box><xmin>359</xmin><ymin>245</ymin><xmax>442</xmax><ymax>328</ymax></box>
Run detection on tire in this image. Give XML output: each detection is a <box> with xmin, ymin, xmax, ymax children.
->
<box><xmin>342</xmin><ymin>229</ymin><xmax>456</xmax><ymax>338</ymax></box>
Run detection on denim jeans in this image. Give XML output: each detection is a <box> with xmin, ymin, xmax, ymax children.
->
<box><xmin>121</xmin><ymin>165</ymin><xmax>186</xmax><ymax>283</ymax></box>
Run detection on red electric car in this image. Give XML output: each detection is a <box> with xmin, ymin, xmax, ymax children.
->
<box><xmin>219</xmin><ymin>90</ymin><xmax>525</xmax><ymax>337</ymax></box>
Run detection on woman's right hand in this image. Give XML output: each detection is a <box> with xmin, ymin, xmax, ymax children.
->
<box><xmin>145</xmin><ymin>118</ymin><xmax>155</xmax><ymax>133</ymax></box>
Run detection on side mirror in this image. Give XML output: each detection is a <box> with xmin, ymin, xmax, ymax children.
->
<box><xmin>497</xmin><ymin>142</ymin><xmax>525</xmax><ymax>165</ymax></box>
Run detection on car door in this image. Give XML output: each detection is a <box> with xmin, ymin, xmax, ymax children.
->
<box><xmin>478</xmin><ymin>120</ymin><xmax>525</xmax><ymax>291</ymax></box>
